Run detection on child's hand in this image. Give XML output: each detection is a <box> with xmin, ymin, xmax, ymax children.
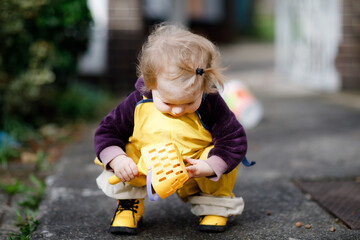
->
<box><xmin>185</xmin><ymin>157</ymin><xmax>215</xmax><ymax>178</ymax></box>
<box><xmin>109</xmin><ymin>155</ymin><xmax>138</xmax><ymax>182</ymax></box>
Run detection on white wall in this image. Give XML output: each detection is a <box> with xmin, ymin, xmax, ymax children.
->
<box><xmin>78</xmin><ymin>0</ymin><xmax>109</xmax><ymax>75</ymax></box>
<box><xmin>275</xmin><ymin>0</ymin><xmax>342</xmax><ymax>92</ymax></box>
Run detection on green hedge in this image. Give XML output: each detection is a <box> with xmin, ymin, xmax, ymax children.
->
<box><xmin>0</xmin><ymin>0</ymin><xmax>93</xmax><ymax>135</ymax></box>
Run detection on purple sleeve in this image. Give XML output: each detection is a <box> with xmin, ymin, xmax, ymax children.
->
<box><xmin>199</xmin><ymin>93</ymin><xmax>247</xmax><ymax>174</ymax></box>
<box><xmin>94</xmin><ymin>90</ymin><xmax>142</xmax><ymax>162</ymax></box>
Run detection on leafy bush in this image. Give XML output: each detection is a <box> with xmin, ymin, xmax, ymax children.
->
<box><xmin>0</xmin><ymin>0</ymin><xmax>93</xmax><ymax>130</ymax></box>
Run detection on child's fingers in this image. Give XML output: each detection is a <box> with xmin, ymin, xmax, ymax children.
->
<box><xmin>124</xmin><ymin>164</ymin><xmax>139</xmax><ymax>181</ymax></box>
<box><xmin>185</xmin><ymin>158</ymin><xmax>199</xmax><ymax>178</ymax></box>
<box><xmin>115</xmin><ymin>171</ymin><xmax>126</xmax><ymax>182</ymax></box>
<box><xmin>130</xmin><ymin>162</ymin><xmax>139</xmax><ymax>176</ymax></box>
<box><xmin>123</xmin><ymin>170</ymin><xmax>134</xmax><ymax>181</ymax></box>
<box><xmin>115</xmin><ymin>168</ymin><xmax>133</xmax><ymax>182</ymax></box>
<box><xmin>185</xmin><ymin>167</ymin><xmax>194</xmax><ymax>178</ymax></box>
<box><xmin>116</xmin><ymin>160</ymin><xmax>138</xmax><ymax>182</ymax></box>
<box><xmin>187</xmin><ymin>172</ymin><xmax>194</xmax><ymax>178</ymax></box>
<box><xmin>186</xmin><ymin>165</ymin><xmax>199</xmax><ymax>178</ymax></box>
<box><xmin>186</xmin><ymin>165</ymin><xmax>196</xmax><ymax>172</ymax></box>
<box><xmin>185</xmin><ymin>157</ymin><xmax>195</xmax><ymax>165</ymax></box>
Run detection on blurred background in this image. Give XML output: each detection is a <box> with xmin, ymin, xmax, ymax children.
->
<box><xmin>2</xmin><ymin>0</ymin><xmax>358</xmax><ymax>147</ymax></box>
<box><xmin>1</xmin><ymin>0</ymin><xmax>360</xmax><ymax>238</ymax></box>
<box><xmin>77</xmin><ymin>0</ymin><xmax>359</xmax><ymax>92</ymax></box>
<box><xmin>1</xmin><ymin>1</ymin><xmax>359</xmax><ymax>164</ymax></box>
<box><xmin>1</xmin><ymin>0</ymin><xmax>359</xmax><ymax>175</ymax></box>
<box><xmin>1</xmin><ymin>0</ymin><xmax>359</xmax><ymax>138</ymax></box>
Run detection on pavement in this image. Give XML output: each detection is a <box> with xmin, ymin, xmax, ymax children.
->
<box><xmin>6</xmin><ymin>43</ymin><xmax>360</xmax><ymax>239</ymax></box>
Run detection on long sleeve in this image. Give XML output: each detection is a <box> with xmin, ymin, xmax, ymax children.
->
<box><xmin>94</xmin><ymin>90</ymin><xmax>143</xmax><ymax>166</ymax></box>
<box><xmin>198</xmin><ymin>93</ymin><xmax>247</xmax><ymax>174</ymax></box>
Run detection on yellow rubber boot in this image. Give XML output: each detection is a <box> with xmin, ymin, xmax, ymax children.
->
<box><xmin>109</xmin><ymin>199</ymin><xmax>144</xmax><ymax>234</ymax></box>
<box><xmin>199</xmin><ymin>215</ymin><xmax>227</xmax><ymax>232</ymax></box>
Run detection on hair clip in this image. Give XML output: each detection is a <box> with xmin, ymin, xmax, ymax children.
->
<box><xmin>196</xmin><ymin>68</ymin><xmax>204</xmax><ymax>76</ymax></box>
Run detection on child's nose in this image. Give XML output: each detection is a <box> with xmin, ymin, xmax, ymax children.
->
<box><xmin>171</xmin><ymin>106</ymin><xmax>185</xmax><ymax>116</ymax></box>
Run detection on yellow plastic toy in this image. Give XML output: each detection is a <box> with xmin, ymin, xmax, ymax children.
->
<box><xmin>105</xmin><ymin>142</ymin><xmax>189</xmax><ymax>200</ymax></box>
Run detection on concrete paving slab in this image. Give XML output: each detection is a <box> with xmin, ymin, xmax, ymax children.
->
<box><xmin>32</xmin><ymin>42</ymin><xmax>360</xmax><ymax>239</ymax></box>
<box><xmin>32</xmin><ymin>90</ymin><xmax>360</xmax><ymax>239</ymax></box>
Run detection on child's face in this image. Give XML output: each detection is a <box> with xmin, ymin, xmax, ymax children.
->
<box><xmin>152</xmin><ymin>76</ymin><xmax>203</xmax><ymax>117</ymax></box>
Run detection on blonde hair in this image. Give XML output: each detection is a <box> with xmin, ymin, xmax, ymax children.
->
<box><xmin>137</xmin><ymin>23</ymin><xmax>225</xmax><ymax>93</ymax></box>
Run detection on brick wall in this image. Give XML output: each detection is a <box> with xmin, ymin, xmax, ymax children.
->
<box><xmin>336</xmin><ymin>0</ymin><xmax>360</xmax><ymax>89</ymax></box>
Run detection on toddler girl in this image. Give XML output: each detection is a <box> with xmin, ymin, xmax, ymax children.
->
<box><xmin>94</xmin><ymin>23</ymin><xmax>247</xmax><ymax>234</ymax></box>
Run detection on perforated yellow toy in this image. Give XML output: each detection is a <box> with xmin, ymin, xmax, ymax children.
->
<box><xmin>107</xmin><ymin>142</ymin><xmax>189</xmax><ymax>200</ymax></box>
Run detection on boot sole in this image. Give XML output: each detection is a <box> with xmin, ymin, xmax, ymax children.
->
<box><xmin>109</xmin><ymin>218</ymin><xmax>142</xmax><ymax>235</ymax></box>
<box><xmin>109</xmin><ymin>226</ymin><xmax>138</xmax><ymax>234</ymax></box>
<box><xmin>198</xmin><ymin>224</ymin><xmax>226</xmax><ymax>232</ymax></box>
